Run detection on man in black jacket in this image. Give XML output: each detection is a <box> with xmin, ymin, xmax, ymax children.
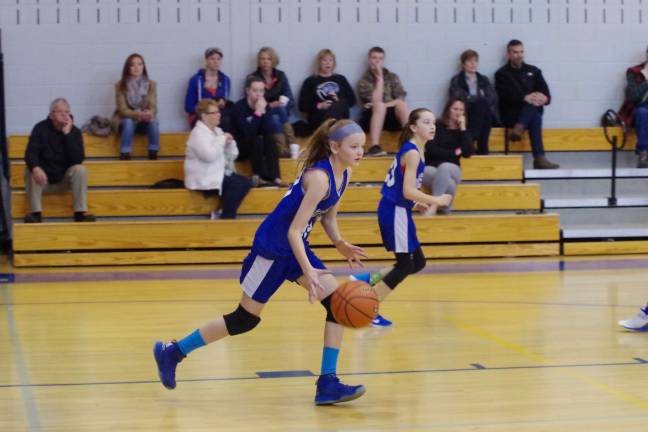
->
<box><xmin>23</xmin><ymin>98</ymin><xmax>95</xmax><ymax>223</ymax></box>
<box><xmin>495</xmin><ymin>40</ymin><xmax>559</xmax><ymax>169</ymax></box>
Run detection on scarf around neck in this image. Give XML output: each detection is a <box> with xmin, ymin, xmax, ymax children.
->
<box><xmin>126</xmin><ymin>76</ymin><xmax>149</xmax><ymax>110</ymax></box>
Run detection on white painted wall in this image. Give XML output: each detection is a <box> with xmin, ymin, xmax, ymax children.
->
<box><xmin>0</xmin><ymin>0</ymin><xmax>646</xmax><ymax>134</ymax></box>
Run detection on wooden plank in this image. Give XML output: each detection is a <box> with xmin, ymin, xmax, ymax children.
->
<box><xmin>11</xmin><ymin>183</ymin><xmax>540</xmax><ymax>218</ymax></box>
<box><xmin>12</xmin><ymin>214</ymin><xmax>560</xmax><ymax>251</ymax></box>
<box><xmin>11</xmin><ymin>160</ymin><xmax>184</xmax><ymax>188</ymax></box>
<box><xmin>12</xmin><ymin>243</ymin><xmax>560</xmax><ymax>267</ymax></box>
<box><xmin>564</xmin><ymin>240</ymin><xmax>648</xmax><ymax>256</ymax></box>
<box><xmin>11</xmin><ymin>155</ymin><xmax>522</xmax><ymax>188</ymax></box>
<box><xmin>8</xmin><ymin>133</ymin><xmax>188</xmax><ymax>159</ymax></box>
<box><xmin>263</xmin><ymin>155</ymin><xmax>523</xmax><ymax>182</ymax></box>
<box><xmin>461</xmin><ymin>155</ymin><xmax>523</xmax><ymax>181</ymax></box>
<box><xmin>9</xmin><ymin>128</ymin><xmax>635</xmax><ymax>160</ymax></box>
<box><xmin>488</xmin><ymin>127</ymin><xmax>634</xmax><ymax>152</ymax></box>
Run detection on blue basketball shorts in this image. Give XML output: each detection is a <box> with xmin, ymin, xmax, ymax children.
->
<box><xmin>377</xmin><ymin>199</ymin><xmax>420</xmax><ymax>253</ymax></box>
<box><xmin>239</xmin><ymin>247</ymin><xmax>326</xmax><ymax>303</ymax></box>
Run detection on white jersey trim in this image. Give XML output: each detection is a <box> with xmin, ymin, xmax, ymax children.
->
<box><xmin>394</xmin><ymin>205</ymin><xmax>409</xmax><ymax>253</ymax></box>
<box><xmin>241</xmin><ymin>255</ymin><xmax>274</xmax><ymax>298</ymax></box>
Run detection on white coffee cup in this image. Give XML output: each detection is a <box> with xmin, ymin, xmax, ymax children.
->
<box><xmin>289</xmin><ymin>143</ymin><xmax>300</xmax><ymax>159</ymax></box>
<box><xmin>278</xmin><ymin>95</ymin><xmax>289</xmax><ymax>106</ymax></box>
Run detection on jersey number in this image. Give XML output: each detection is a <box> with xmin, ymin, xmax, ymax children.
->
<box><xmin>384</xmin><ymin>159</ymin><xmax>397</xmax><ymax>187</ymax></box>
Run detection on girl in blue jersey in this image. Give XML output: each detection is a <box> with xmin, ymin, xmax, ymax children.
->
<box><xmin>154</xmin><ymin>119</ymin><xmax>369</xmax><ymax>405</ymax></box>
<box><xmin>354</xmin><ymin>108</ymin><xmax>452</xmax><ymax>305</ymax></box>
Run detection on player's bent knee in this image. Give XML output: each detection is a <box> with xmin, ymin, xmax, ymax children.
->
<box><xmin>412</xmin><ymin>256</ymin><xmax>426</xmax><ymax>274</ymax></box>
<box><xmin>223</xmin><ymin>304</ymin><xmax>261</xmax><ymax>335</ymax></box>
<box><xmin>320</xmin><ymin>294</ymin><xmax>338</xmax><ymax>324</ymax></box>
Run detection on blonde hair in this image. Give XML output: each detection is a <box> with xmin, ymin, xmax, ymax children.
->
<box><xmin>196</xmin><ymin>99</ymin><xmax>219</xmax><ymax>118</ymax></box>
<box><xmin>298</xmin><ymin>119</ymin><xmax>356</xmax><ymax>173</ymax></box>
<box><xmin>314</xmin><ymin>48</ymin><xmax>336</xmax><ymax>75</ymax></box>
<box><xmin>257</xmin><ymin>46</ymin><xmax>280</xmax><ymax>68</ymax></box>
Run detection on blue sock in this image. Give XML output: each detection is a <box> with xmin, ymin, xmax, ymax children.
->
<box><xmin>352</xmin><ymin>273</ymin><xmax>371</xmax><ymax>283</ymax></box>
<box><xmin>642</xmin><ymin>305</ymin><xmax>648</xmax><ymax>315</ymax></box>
<box><xmin>177</xmin><ymin>329</ymin><xmax>206</xmax><ymax>356</ymax></box>
<box><xmin>320</xmin><ymin>346</ymin><xmax>340</xmax><ymax>376</ymax></box>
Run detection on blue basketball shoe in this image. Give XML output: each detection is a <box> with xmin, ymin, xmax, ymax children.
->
<box><xmin>349</xmin><ymin>272</ymin><xmax>382</xmax><ymax>286</ymax></box>
<box><xmin>314</xmin><ymin>373</ymin><xmax>366</xmax><ymax>405</ymax></box>
<box><xmin>350</xmin><ymin>273</ymin><xmax>393</xmax><ymax>328</ymax></box>
<box><xmin>371</xmin><ymin>314</ymin><xmax>393</xmax><ymax>328</ymax></box>
<box><xmin>153</xmin><ymin>340</ymin><xmax>185</xmax><ymax>389</ymax></box>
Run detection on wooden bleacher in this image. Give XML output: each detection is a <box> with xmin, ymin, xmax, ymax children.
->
<box><xmin>11</xmin><ymin>183</ymin><xmax>541</xmax><ymax>218</ymax></box>
<box><xmin>9</xmin><ymin>155</ymin><xmax>523</xmax><ymax>188</ymax></box>
<box><xmin>11</xmin><ymin>214</ymin><xmax>560</xmax><ymax>267</ymax></box>
<box><xmin>9</xmin><ymin>130</ymin><xmax>563</xmax><ymax>267</ymax></box>
<box><xmin>8</xmin><ymin>127</ymin><xmax>633</xmax><ymax>159</ymax></box>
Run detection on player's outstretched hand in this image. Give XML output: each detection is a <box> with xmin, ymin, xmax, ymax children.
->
<box><xmin>334</xmin><ymin>239</ymin><xmax>368</xmax><ymax>269</ymax></box>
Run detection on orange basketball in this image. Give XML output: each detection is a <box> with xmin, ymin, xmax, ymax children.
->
<box><xmin>331</xmin><ymin>280</ymin><xmax>379</xmax><ymax>328</ymax></box>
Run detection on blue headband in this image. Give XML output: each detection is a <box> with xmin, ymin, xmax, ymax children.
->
<box><xmin>328</xmin><ymin>122</ymin><xmax>363</xmax><ymax>142</ymax></box>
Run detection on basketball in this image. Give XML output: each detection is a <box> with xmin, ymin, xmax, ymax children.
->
<box><xmin>331</xmin><ymin>280</ymin><xmax>379</xmax><ymax>328</ymax></box>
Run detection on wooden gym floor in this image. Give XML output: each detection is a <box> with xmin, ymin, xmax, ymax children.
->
<box><xmin>2</xmin><ymin>256</ymin><xmax>648</xmax><ymax>431</ymax></box>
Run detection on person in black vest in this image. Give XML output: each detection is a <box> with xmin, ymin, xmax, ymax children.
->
<box><xmin>449</xmin><ymin>49</ymin><xmax>499</xmax><ymax>155</ymax></box>
<box><xmin>495</xmin><ymin>40</ymin><xmax>559</xmax><ymax>169</ymax></box>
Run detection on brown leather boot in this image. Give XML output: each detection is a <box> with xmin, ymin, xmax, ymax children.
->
<box><xmin>533</xmin><ymin>155</ymin><xmax>560</xmax><ymax>169</ymax></box>
<box><xmin>283</xmin><ymin>122</ymin><xmax>297</xmax><ymax>144</ymax></box>
<box><xmin>508</xmin><ymin>123</ymin><xmax>525</xmax><ymax>142</ymax></box>
<box><xmin>272</xmin><ymin>133</ymin><xmax>291</xmax><ymax>158</ymax></box>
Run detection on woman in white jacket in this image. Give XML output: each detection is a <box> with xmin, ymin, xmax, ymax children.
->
<box><xmin>185</xmin><ymin>99</ymin><xmax>252</xmax><ymax>219</ymax></box>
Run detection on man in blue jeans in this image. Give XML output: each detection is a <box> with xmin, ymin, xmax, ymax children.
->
<box><xmin>624</xmin><ymin>47</ymin><xmax>648</xmax><ymax>168</ymax></box>
<box><xmin>495</xmin><ymin>39</ymin><xmax>559</xmax><ymax>169</ymax></box>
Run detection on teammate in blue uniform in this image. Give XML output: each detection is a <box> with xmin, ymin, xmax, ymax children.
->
<box><xmin>353</xmin><ymin>108</ymin><xmax>452</xmax><ymax>307</ymax></box>
<box><xmin>153</xmin><ymin>119</ymin><xmax>369</xmax><ymax>405</ymax></box>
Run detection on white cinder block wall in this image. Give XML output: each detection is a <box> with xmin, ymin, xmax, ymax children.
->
<box><xmin>0</xmin><ymin>0</ymin><xmax>646</xmax><ymax>134</ymax></box>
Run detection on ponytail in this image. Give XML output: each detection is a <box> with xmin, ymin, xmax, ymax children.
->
<box><xmin>399</xmin><ymin>108</ymin><xmax>433</xmax><ymax>148</ymax></box>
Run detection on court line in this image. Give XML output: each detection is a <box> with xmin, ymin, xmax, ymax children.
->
<box><xmin>448</xmin><ymin>317</ymin><xmax>648</xmax><ymax>411</ymax></box>
<box><xmin>10</xmin><ymin>255</ymin><xmax>648</xmax><ymax>284</ymax></box>
<box><xmin>0</xmin><ymin>297</ymin><xmax>640</xmax><ymax>310</ymax></box>
<box><xmin>1</xmin><ymin>284</ymin><xmax>41</xmax><ymax>431</ymax></box>
<box><xmin>0</xmin><ymin>358</ymin><xmax>645</xmax><ymax>390</ymax></box>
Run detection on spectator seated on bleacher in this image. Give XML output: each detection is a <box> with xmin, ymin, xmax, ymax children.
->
<box><xmin>23</xmin><ymin>98</ymin><xmax>95</xmax><ymax>223</ymax></box>
<box><xmin>185</xmin><ymin>99</ymin><xmax>251</xmax><ymax>219</ymax></box>
<box><xmin>298</xmin><ymin>48</ymin><xmax>356</xmax><ymax>133</ymax></box>
<box><xmin>184</xmin><ymin>47</ymin><xmax>234</xmax><ymax>131</ymax></box>
<box><xmin>113</xmin><ymin>53</ymin><xmax>160</xmax><ymax>161</ymax></box>
<box><xmin>495</xmin><ymin>39</ymin><xmax>558</xmax><ymax>169</ymax></box>
<box><xmin>232</xmin><ymin>75</ymin><xmax>287</xmax><ymax>187</ymax></box>
<box><xmin>250</xmin><ymin>46</ymin><xmax>296</xmax><ymax>157</ymax></box>
<box><xmin>622</xmin><ymin>46</ymin><xmax>648</xmax><ymax>168</ymax></box>
<box><xmin>449</xmin><ymin>49</ymin><xmax>499</xmax><ymax>155</ymax></box>
<box><xmin>357</xmin><ymin>46</ymin><xmax>410</xmax><ymax>157</ymax></box>
<box><xmin>422</xmin><ymin>98</ymin><xmax>473</xmax><ymax>215</ymax></box>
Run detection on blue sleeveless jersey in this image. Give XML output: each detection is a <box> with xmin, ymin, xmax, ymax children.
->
<box><xmin>252</xmin><ymin>158</ymin><xmax>348</xmax><ymax>258</ymax></box>
<box><xmin>380</xmin><ymin>141</ymin><xmax>425</xmax><ymax>208</ymax></box>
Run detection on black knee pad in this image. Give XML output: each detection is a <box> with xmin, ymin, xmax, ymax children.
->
<box><xmin>383</xmin><ymin>253</ymin><xmax>415</xmax><ymax>289</ymax></box>
<box><xmin>320</xmin><ymin>294</ymin><xmax>338</xmax><ymax>324</ymax></box>
<box><xmin>412</xmin><ymin>248</ymin><xmax>426</xmax><ymax>274</ymax></box>
<box><xmin>223</xmin><ymin>304</ymin><xmax>261</xmax><ymax>336</ymax></box>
